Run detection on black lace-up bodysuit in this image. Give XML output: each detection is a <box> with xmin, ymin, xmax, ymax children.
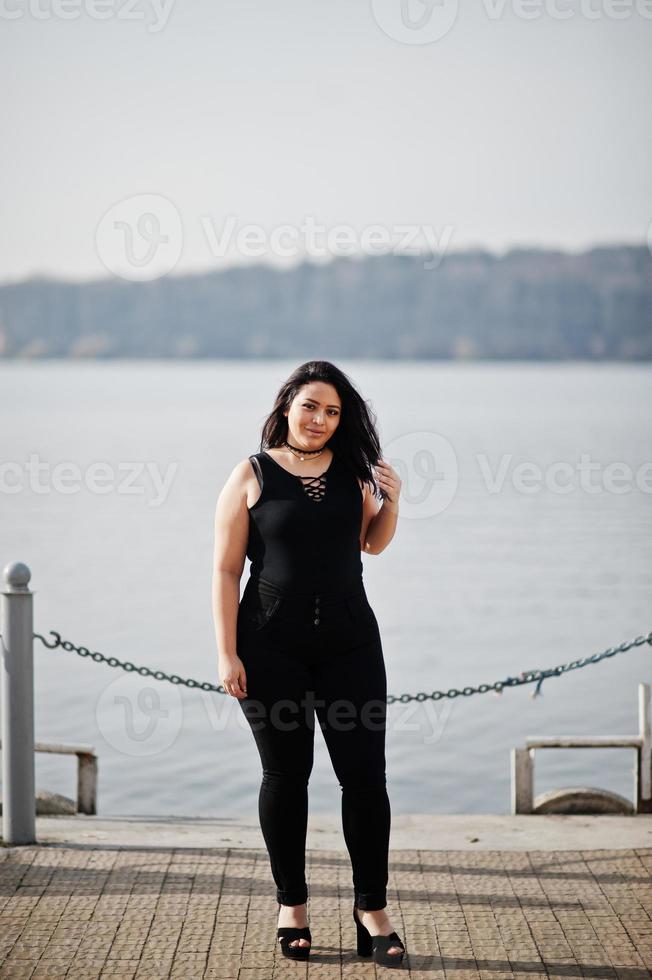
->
<box><xmin>246</xmin><ymin>450</ymin><xmax>364</xmax><ymax>597</ymax></box>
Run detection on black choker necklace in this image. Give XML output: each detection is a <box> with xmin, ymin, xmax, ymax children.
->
<box><xmin>283</xmin><ymin>439</ymin><xmax>325</xmax><ymax>461</ymax></box>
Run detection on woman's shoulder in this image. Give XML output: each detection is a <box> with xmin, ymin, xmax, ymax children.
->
<box><xmin>232</xmin><ymin>452</ymin><xmax>261</xmax><ymax>470</ymax></box>
<box><xmin>219</xmin><ymin>455</ymin><xmax>264</xmax><ymax>511</ymax></box>
<box><xmin>225</xmin><ymin>454</ymin><xmax>264</xmax><ymax>491</ymax></box>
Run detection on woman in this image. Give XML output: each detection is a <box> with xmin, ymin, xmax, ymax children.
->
<box><xmin>211</xmin><ymin>360</ymin><xmax>405</xmax><ymax>967</ymax></box>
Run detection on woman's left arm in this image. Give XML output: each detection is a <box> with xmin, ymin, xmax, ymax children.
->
<box><xmin>361</xmin><ymin>460</ymin><xmax>401</xmax><ymax>556</ymax></box>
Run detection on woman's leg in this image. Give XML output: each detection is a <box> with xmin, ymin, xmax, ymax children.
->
<box><xmin>237</xmin><ymin>630</ymin><xmax>316</xmax><ymax>906</ymax></box>
<box><xmin>312</xmin><ymin>621</ymin><xmax>391</xmax><ymax>912</ymax></box>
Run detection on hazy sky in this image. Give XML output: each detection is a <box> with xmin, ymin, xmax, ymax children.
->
<box><xmin>2</xmin><ymin>0</ymin><xmax>651</xmax><ymax>283</ymax></box>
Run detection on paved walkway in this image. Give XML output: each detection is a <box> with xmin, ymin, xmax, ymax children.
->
<box><xmin>1</xmin><ymin>817</ymin><xmax>652</xmax><ymax>978</ymax></box>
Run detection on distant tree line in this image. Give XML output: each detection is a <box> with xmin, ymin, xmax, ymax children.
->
<box><xmin>0</xmin><ymin>245</ymin><xmax>650</xmax><ymax>359</ymax></box>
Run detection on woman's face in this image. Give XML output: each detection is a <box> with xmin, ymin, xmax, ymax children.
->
<box><xmin>283</xmin><ymin>382</ymin><xmax>341</xmax><ymax>450</ymax></box>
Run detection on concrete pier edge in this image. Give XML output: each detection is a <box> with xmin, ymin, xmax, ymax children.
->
<box><xmin>15</xmin><ymin>812</ymin><xmax>652</xmax><ymax>851</ymax></box>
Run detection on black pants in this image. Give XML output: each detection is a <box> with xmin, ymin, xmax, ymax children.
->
<box><xmin>236</xmin><ymin>574</ymin><xmax>391</xmax><ymax>911</ymax></box>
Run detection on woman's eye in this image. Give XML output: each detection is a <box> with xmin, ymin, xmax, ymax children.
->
<box><xmin>304</xmin><ymin>403</ymin><xmax>338</xmax><ymax>416</ymax></box>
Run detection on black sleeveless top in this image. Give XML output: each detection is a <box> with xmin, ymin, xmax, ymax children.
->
<box><xmin>246</xmin><ymin>450</ymin><xmax>364</xmax><ymax>596</ymax></box>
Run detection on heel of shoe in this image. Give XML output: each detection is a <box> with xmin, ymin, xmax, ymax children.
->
<box><xmin>352</xmin><ymin>905</ymin><xmax>373</xmax><ymax>957</ymax></box>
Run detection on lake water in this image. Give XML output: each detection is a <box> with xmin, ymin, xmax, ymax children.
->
<box><xmin>0</xmin><ymin>360</ymin><xmax>650</xmax><ymax>818</ymax></box>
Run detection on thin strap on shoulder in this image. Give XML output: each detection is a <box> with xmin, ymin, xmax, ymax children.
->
<box><xmin>249</xmin><ymin>454</ymin><xmax>263</xmax><ymax>491</ymax></box>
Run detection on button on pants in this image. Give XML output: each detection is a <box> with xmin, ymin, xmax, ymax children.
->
<box><xmin>235</xmin><ymin>575</ymin><xmax>391</xmax><ymax>911</ymax></box>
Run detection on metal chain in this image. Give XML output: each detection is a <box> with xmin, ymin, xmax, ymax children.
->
<box><xmin>32</xmin><ymin>629</ymin><xmax>652</xmax><ymax>702</ymax></box>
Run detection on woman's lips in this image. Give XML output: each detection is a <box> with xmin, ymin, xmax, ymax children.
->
<box><xmin>306</xmin><ymin>428</ymin><xmax>323</xmax><ymax>434</ymax></box>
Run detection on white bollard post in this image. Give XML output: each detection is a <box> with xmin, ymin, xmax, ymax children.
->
<box><xmin>638</xmin><ymin>682</ymin><xmax>651</xmax><ymax>813</ymax></box>
<box><xmin>511</xmin><ymin>747</ymin><xmax>534</xmax><ymax>815</ymax></box>
<box><xmin>1</xmin><ymin>562</ymin><xmax>36</xmax><ymax>844</ymax></box>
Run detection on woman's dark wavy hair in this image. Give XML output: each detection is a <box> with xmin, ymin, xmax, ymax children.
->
<box><xmin>257</xmin><ymin>360</ymin><xmax>387</xmax><ymax>502</ymax></box>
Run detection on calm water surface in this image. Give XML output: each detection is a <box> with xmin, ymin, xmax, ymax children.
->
<box><xmin>0</xmin><ymin>360</ymin><xmax>650</xmax><ymax>817</ymax></box>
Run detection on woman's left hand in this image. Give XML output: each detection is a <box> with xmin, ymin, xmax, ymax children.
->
<box><xmin>373</xmin><ymin>459</ymin><xmax>401</xmax><ymax>507</ymax></box>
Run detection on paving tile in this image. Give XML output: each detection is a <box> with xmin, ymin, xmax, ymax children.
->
<box><xmin>0</xmin><ymin>844</ymin><xmax>651</xmax><ymax>978</ymax></box>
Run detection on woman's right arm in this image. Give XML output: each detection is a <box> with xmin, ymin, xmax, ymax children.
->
<box><xmin>211</xmin><ymin>459</ymin><xmax>252</xmax><ymax>699</ymax></box>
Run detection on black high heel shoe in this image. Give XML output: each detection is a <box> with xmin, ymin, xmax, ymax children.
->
<box><xmin>353</xmin><ymin>903</ymin><xmax>405</xmax><ymax>967</ymax></box>
<box><xmin>276</xmin><ymin>902</ymin><xmax>311</xmax><ymax>961</ymax></box>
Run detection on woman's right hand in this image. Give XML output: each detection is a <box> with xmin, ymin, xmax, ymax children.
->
<box><xmin>219</xmin><ymin>654</ymin><xmax>248</xmax><ymax>699</ymax></box>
